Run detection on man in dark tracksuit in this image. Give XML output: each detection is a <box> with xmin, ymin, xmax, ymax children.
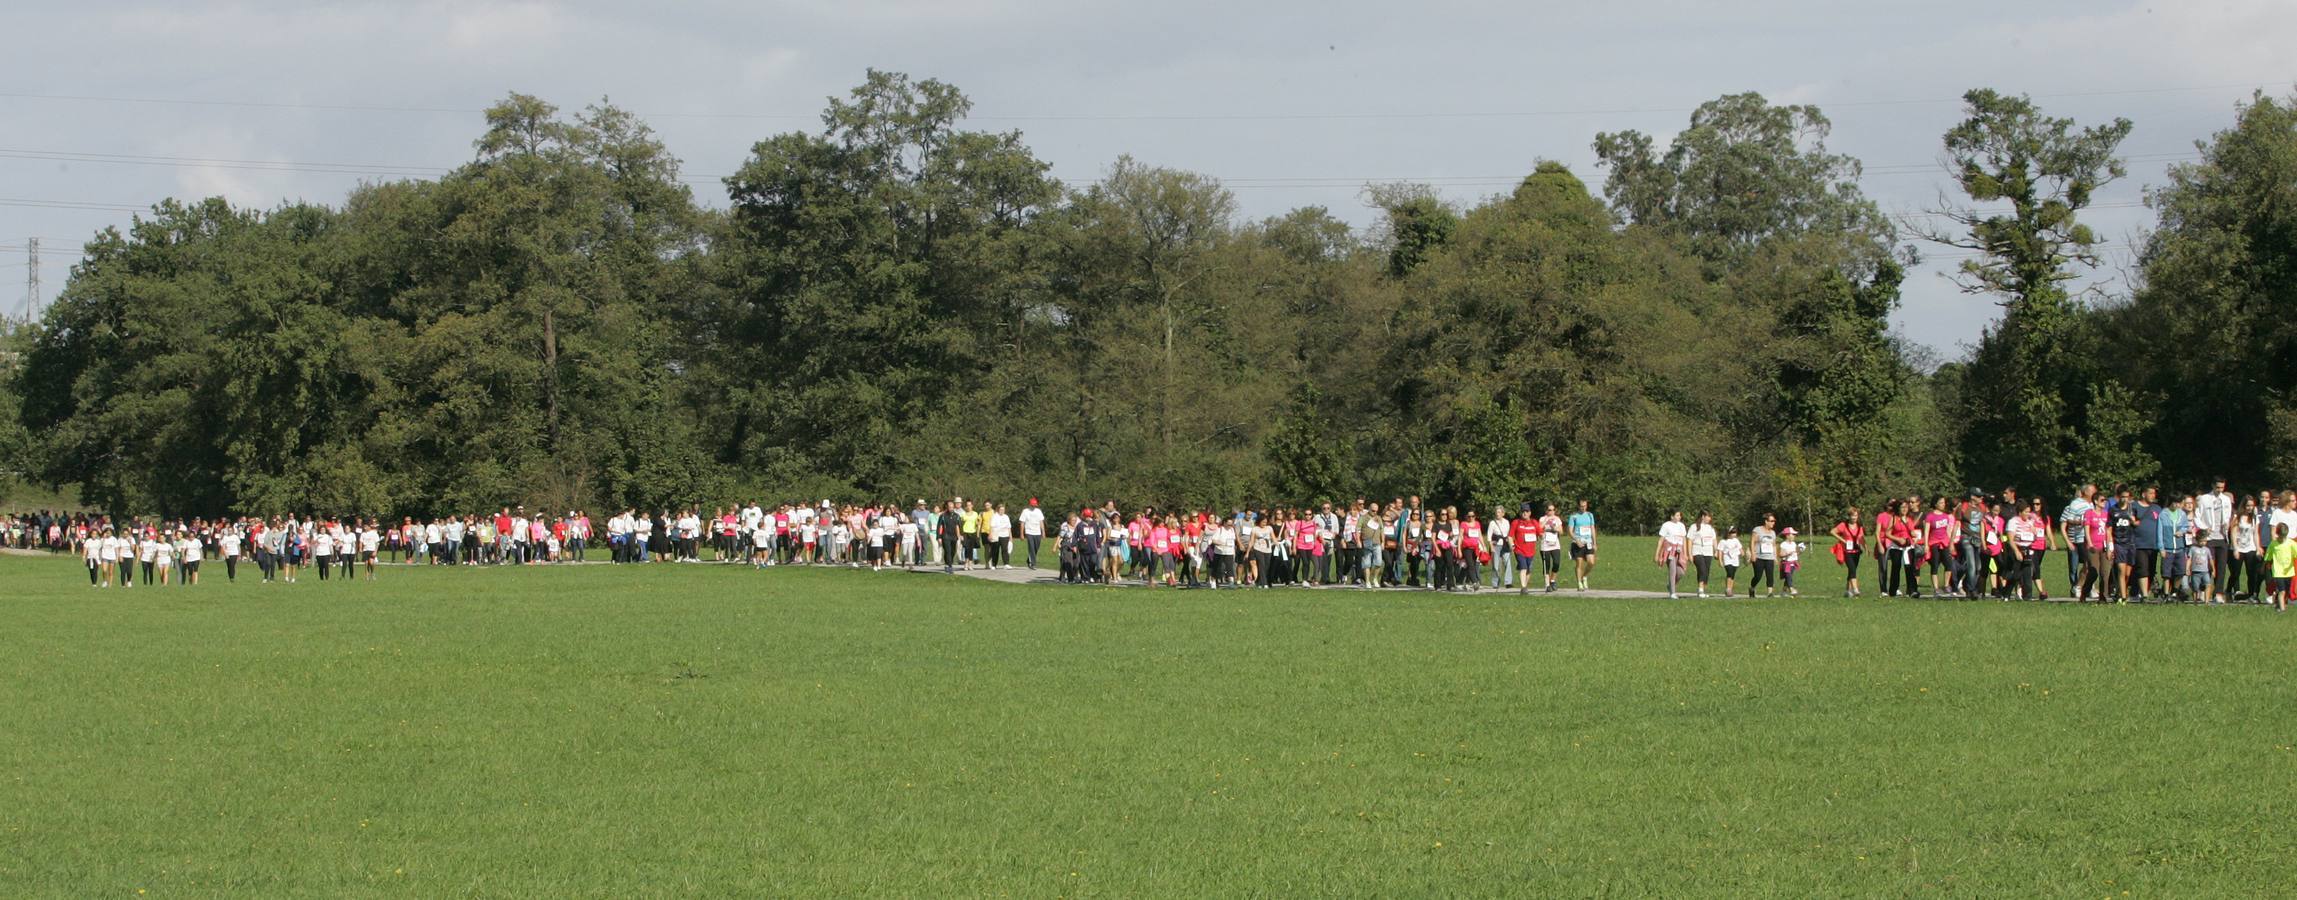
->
<box><xmin>1072</xmin><ymin>512</ymin><xmax>1104</xmax><ymax>584</ymax></box>
<box><xmin>937</xmin><ymin>502</ymin><xmax>964</xmax><ymax>575</ymax></box>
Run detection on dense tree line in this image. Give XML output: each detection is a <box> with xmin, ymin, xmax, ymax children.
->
<box><xmin>6</xmin><ymin>72</ymin><xmax>2293</xmax><ymax>528</ymax></box>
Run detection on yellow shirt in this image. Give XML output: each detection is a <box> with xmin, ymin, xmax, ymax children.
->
<box><xmin>959</xmin><ymin>510</ymin><xmax>981</xmax><ymax>535</ymax></box>
<box><xmin>2270</xmin><ymin>539</ymin><xmax>2297</xmax><ymax>579</ymax></box>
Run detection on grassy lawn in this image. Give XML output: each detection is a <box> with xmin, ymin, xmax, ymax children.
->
<box><xmin>1</xmin><ymin>548</ymin><xmax>2291</xmax><ymax>896</ymax></box>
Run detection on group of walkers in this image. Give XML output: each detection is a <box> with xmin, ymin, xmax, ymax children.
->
<box><xmin>21</xmin><ymin>477</ymin><xmax>2297</xmax><ymax>609</ymax></box>
<box><xmin>1661</xmin><ymin>480</ymin><xmax>2297</xmax><ymax>610</ymax></box>
<box><xmin>1042</xmin><ymin>498</ymin><xmax>1599</xmax><ymax>592</ymax></box>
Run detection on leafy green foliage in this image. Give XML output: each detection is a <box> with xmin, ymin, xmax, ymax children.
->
<box><xmin>1918</xmin><ymin>89</ymin><xmax>2134</xmax><ymax>494</ymax></box>
<box><xmin>2121</xmin><ymin>92</ymin><xmax>2297</xmax><ymax>487</ymax></box>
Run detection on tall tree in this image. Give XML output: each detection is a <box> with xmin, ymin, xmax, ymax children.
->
<box><xmin>2125</xmin><ymin>91</ymin><xmax>2297</xmax><ymax>486</ymax></box>
<box><xmin>1915</xmin><ymin>88</ymin><xmax>2133</xmax><ymax>492</ymax></box>
<box><xmin>1594</xmin><ymin>92</ymin><xmax>1894</xmax><ymax>272</ymax></box>
<box><xmin>709</xmin><ymin>70</ymin><xmax>1056</xmax><ymax>494</ymax></box>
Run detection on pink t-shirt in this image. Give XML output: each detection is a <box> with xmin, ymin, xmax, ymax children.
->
<box><xmin>1293</xmin><ymin>520</ymin><xmax>1318</xmax><ymax>552</ymax></box>
<box><xmin>2084</xmin><ymin>508</ymin><xmax>2110</xmax><ymax>545</ymax></box>
<box><xmin>1924</xmin><ymin>512</ymin><xmax>1954</xmax><ymax>547</ymax></box>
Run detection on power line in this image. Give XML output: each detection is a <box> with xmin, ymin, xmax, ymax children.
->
<box><xmin>0</xmin><ymin>79</ymin><xmax>2284</xmax><ymax>122</ymax></box>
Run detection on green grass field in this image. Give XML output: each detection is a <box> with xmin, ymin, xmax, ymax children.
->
<box><xmin>2</xmin><ymin>543</ymin><xmax>2292</xmax><ymax>896</ymax></box>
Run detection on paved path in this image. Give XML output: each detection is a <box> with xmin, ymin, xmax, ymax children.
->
<box><xmin>932</xmin><ymin>562</ymin><xmax>1694</xmax><ymax>599</ymax></box>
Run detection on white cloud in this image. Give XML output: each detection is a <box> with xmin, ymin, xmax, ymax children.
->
<box><xmin>443</xmin><ymin>0</ymin><xmax>568</xmax><ymax>51</ymax></box>
<box><xmin>2014</xmin><ymin>0</ymin><xmax>2297</xmax><ymax>85</ymax></box>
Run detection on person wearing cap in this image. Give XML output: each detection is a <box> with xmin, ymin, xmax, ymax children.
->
<box><xmin>1073</xmin><ymin>509</ymin><xmax>1105</xmax><ymax>583</ymax></box>
<box><xmin>1019</xmin><ymin>499</ymin><xmax>1046</xmax><ymax>569</ymax></box>
<box><xmin>1779</xmin><ymin>526</ymin><xmax>1802</xmax><ymax>597</ymax></box>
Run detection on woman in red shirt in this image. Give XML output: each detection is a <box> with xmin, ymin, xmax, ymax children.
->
<box><xmin>1832</xmin><ymin>506</ymin><xmax>1865</xmax><ymax>598</ymax></box>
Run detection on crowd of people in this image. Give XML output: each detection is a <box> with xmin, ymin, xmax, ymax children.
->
<box><xmin>9</xmin><ymin>479</ymin><xmax>2297</xmax><ymax>608</ymax></box>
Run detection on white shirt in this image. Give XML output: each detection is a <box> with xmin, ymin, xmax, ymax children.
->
<box><xmin>1687</xmin><ymin>523</ymin><xmax>1717</xmax><ymax>556</ymax></box>
<box><xmin>2197</xmin><ymin>491</ymin><xmax>2233</xmax><ymax>536</ymax></box>
<box><xmin>178</xmin><ymin>539</ymin><xmax>201</xmax><ymax>563</ymax></box>
<box><xmin>1019</xmin><ymin>507</ymin><xmax>1045</xmax><ymax>536</ymax></box>
<box><xmin>1486</xmin><ymin>518</ymin><xmax>1511</xmax><ymax>553</ymax></box>
<box><xmin>1781</xmin><ymin>539</ymin><xmax>1801</xmax><ymax>563</ymax></box>
<box><xmin>1657</xmin><ymin>520</ymin><xmax>1686</xmax><ymax>552</ymax></box>
<box><xmin>360</xmin><ymin>530</ymin><xmax>380</xmax><ymax>553</ymax></box>
<box><xmin>140</xmin><ymin>538</ymin><xmax>161</xmax><ymax>562</ymax></box>
<box><xmin>314</xmin><ymin>532</ymin><xmax>333</xmax><ymax>556</ymax></box>
<box><xmin>221</xmin><ymin>533</ymin><xmax>242</xmax><ymax>558</ymax></box>
<box><xmin>678</xmin><ymin>515</ymin><xmax>701</xmax><ymax>539</ymax></box>
<box><xmin>989</xmin><ymin>513</ymin><xmax>1012</xmax><ymax>540</ymax></box>
<box><xmin>1718</xmin><ymin>537</ymin><xmax>1743</xmax><ymax>567</ymax></box>
<box><xmin>2272</xmin><ymin>508</ymin><xmax>2297</xmax><ymax>543</ymax></box>
<box><xmin>2234</xmin><ymin>518</ymin><xmax>2261</xmax><ymax>554</ymax></box>
<box><xmin>83</xmin><ymin>539</ymin><xmax>100</xmax><ymax>561</ymax></box>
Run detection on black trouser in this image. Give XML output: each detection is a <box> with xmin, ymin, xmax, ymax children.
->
<box><xmin>1461</xmin><ymin>554</ymin><xmax>1479</xmax><ymax>587</ymax></box>
<box><xmin>142</xmin><ymin>560</ymin><xmax>155</xmax><ymax>584</ymax></box>
<box><xmin>2237</xmin><ymin>552</ymin><xmax>2264</xmax><ymax>597</ymax></box>
<box><xmin>88</xmin><ymin>560</ymin><xmax>99</xmax><ymax>585</ymax></box>
<box><xmin>225</xmin><ymin>557</ymin><xmax>237</xmax><ymax>581</ymax></box>
<box><xmin>1693</xmin><ymin>555</ymin><xmax>1713</xmax><ymax>586</ymax></box>
<box><xmin>942</xmin><ymin>536</ymin><xmax>960</xmax><ymax>571</ymax></box>
<box><xmin>1748</xmin><ymin>559</ymin><xmax>1775</xmax><ymax>594</ymax></box>
<box><xmin>317</xmin><ymin>556</ymin><xmax>330</xmax><ymax>580</ymax></box>
<box><xmin>1026</xmin><ymin>535</ymin><xmax>1041</xmax><ymax>568</ymax></box>
<box><xmin>1844</xmin><ymin>551</ymin><xmax>1862</xmax><ymax>585</ymax></box>
<box><xmin>2006</xmin><ymin>550</ymin><xmax>2032</xmax><ymax>598</ymax></box>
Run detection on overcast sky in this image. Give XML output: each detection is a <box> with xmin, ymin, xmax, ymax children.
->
<box><xmin>2</xmin><ymin>0</ymin><xmax>2291</xmax><ymax>354</ymax></box>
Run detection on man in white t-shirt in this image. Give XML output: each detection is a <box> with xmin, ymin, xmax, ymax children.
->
<box><xmin>1019</xmin><ymin>499</ymin><xmax>1046</xmax><ymax>569</ymax></box>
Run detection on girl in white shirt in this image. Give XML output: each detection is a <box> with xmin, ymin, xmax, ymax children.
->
<box><xmin>83</xmin><ymin>530</ymin><xmax>102</xmax><ymax>586</ymax></box>
<box><xmin>313</xmin><ymin>528</ymin><xmax>333</xmax><ymax>581</ymax></box>
<box><xmin>1687</xmin><ymin>512</ymin><xmax>1719</xmax><ymax>598</ymax></box>
<box><xmin>152</xmin><ymin>533</ymin><xmax>175</xmax><ymax>586</ymax></box>
<box><xmin>1718</xmin><ymin>527</ymin><xmax>1744</xmax><ymax>597</ymax></box>
<box><xmin>1655</xmin><ymin>511</ymin><xmax>1688</xmax><ymax>599</ymax></box>
<box><xmin>361</xmin><ymin>525</ymin><xmax>382</xmax><ymax>579</ymax></box>
<box><xmin>178</xmin><ymin>532</ymin><xmax>202</xmax><ymax>585</ymax></box>
<box><xmin>138</xmin><ymin>532</ymin><xmax>161</xmax><ymax>586</ymax></box>
<box><xmin>220</xmin><ymin>529</ymin><xmax>242</xmax><ymax>582</ymax></box>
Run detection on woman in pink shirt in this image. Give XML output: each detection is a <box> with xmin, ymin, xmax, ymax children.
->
<box><xmin>1923</xmin><ymin>497</ymin><xmax>1955</xmax><ymax>596</ymax></box>
<box><xmin>1292</xmin><ymin>515</ymin><xmax>1319</xmax><ymax>586</ymax></box>
<box><xmin>2080</xmin><ymin>503</ymin><xmax>2113</xmax><ymax>601</ymax></box>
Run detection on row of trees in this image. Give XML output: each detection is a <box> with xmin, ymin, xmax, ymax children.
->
<box><xmin>4</xmin><ymin>71</ymin><xmax>2293</xmax><ymax>527</ymax></box>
